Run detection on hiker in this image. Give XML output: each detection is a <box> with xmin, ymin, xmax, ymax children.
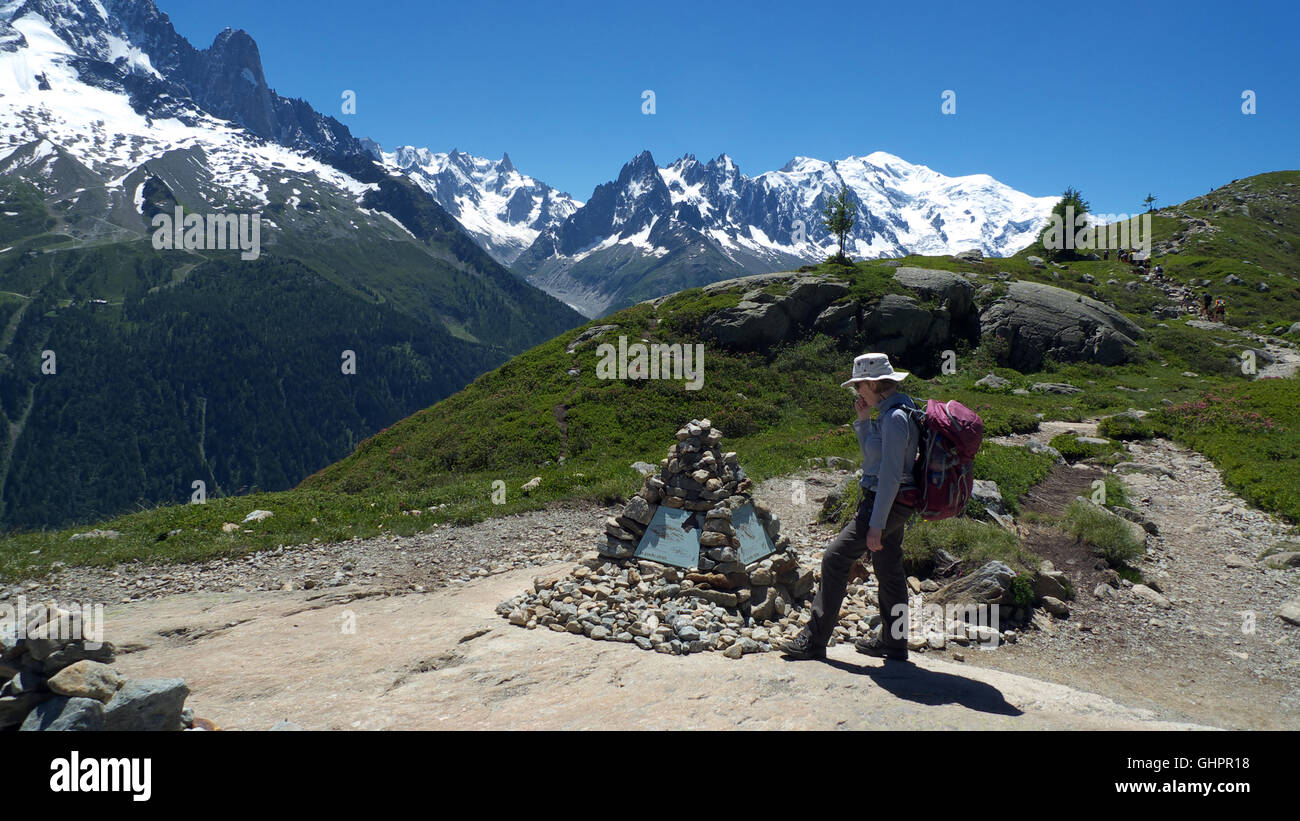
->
<box><xmin>1103</xmin><ymin>249</ymin><xmax>1109</xmax><ymax>260</ymax></box>
<box><xmin>1202</xmin><ymin>292</ymin><xmax>1212</xmax><ymax>318</ymax></box>
<box><xmin>781</xmin><ymin>353</ymin><xmax>918</xmax><ymax>662</ymax></box>
<box><xmin>1213</xmin><ymin>298</ymin><xmax>1226</xmax><ymax>322</ymax></box>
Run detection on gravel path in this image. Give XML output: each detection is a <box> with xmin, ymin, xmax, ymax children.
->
<box><xmin>983</xmin><ymin>423</ymin><xmax>1300</xmax><ymax>729</ymax></box>
<box><xmin>5</xmin><ymin>504</ymin><xmax>622</xmax><ymax>606</ymax></box>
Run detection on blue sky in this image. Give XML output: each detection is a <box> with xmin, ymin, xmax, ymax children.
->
<box><xmin>165</xmin><ymin>0</ymin><xmax>1298</xmax><ymax>215</ymax></box>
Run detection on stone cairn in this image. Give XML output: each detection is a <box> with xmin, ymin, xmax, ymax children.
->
<box><xmin>0</xmin><ymin>600</ymin><xmax>210</xmax><ymax>731</ymax></box>
<box><xmin>497</xmin><ymin>419</ymin><xmax>817</xmax><ymax>657</ymax></box>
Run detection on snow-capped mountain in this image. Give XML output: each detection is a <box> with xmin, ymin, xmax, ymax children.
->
<box><xmin>0</xmin><ymin>0</ymin><xmax>377</xmax><ymax>232</ymax></box>
<box><xmin>379</xmin><ymin>145</ymin><xmax>580</xmax><ymax>265</ymax></box>
<box><xmin>514</xmin><ymin>150</ymin><xmax>1058</xmax><ymax>317</ymax></box>
<box><xmin>0</xmin><ymin>0</ymin><xmax>583</xmax><ymax>530</ymax></box>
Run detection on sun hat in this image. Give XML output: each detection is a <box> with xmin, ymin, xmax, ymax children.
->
<box><xmin>840</xmin><ymin>352</ymin><xmax>909</xmax><ymax>389</ymax></box>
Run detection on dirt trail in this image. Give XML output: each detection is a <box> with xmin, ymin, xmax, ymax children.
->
<box><xmin>984</xmin><ymin>421</ymin><xmax>1300</xmax><ymax>730</ymax></box>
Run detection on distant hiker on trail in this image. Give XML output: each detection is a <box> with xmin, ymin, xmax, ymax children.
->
<box><xmin>1202</xmin><ymin>293</ymin><xmax>1212</xmax><ymax>318</ymax></box>
<box><xmin>1213</xmin><ymin>298</ymin><xmax>1227</xmax><ymax>322</ymax></box>
<box><xmin>781</xmin><ymin>353</ymin><xmax>918</xmax><ymax>662</ymax></box>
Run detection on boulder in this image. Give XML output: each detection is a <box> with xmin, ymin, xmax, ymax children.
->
<box><xmin>1030</xmin><ymin>382</ymin><xmax>1082</xmax><ymax>394</ymax></box>
<box><xmin>700</xmin><ymin>276</ymin><xmax>847</xmax><ymax>350</ymax></box>
<box><xmin>1033</xmin><ymin>569</ymin><xmax>1070</xmax><ymax>600</ymax></box>
<box><xmin>893</xmin><ymin>267</ymin><xmax>976</xmax><ymax>317</ymax></box>
<box><xmin>47</xmin><ymin>660</ymin><xmax>124</xmax><ymax>703</ymax></box>
<box><xmin>955</xmin><ymin>249</ymin><xmax>983</xmax><ymax>262</ymax></box>
<box><xmin>980</xmin><ymin>281</ymin><xmax>1143</xmax><ymax>371</ymax></box>
<box><xmin>812</xmin><ymin>301</ymin><xmax>860</xmax><ymax>337</ymax></box>
<box><xmin>862</xmin><ymin>294</ymin><xmax>936</xmax><ymax>354</ymax></box>
<box><xmin>702</xmin><ymin>299</ymin><xmax>791</xmax><ymax>350</ymax></box>
<box><xmin>970</xmin><ymin>480</ymin><xmax>1007</xmax><ymax>516</ymax></box>
<box><xmin>0</xmin><ymin>692</ymin><xmax>50</xmax><ymax>730</ymax></box>
<box><xmin>1278</xmin><ymin>598</ymin><xmax>1300</xmax><ymax>626</ymax></box>
<box><xmin>1040</xmin><ymin>596</ymin><xmax>1070</xmax><ymax>617</ymax></box>
<box><xmin>102</xmin><ymin>678</ymin><xmax>190</xmax><ymax>731</ymax></box>
<box><xmin>974</xmin><ymin>373</ymin><xmax>1011</xmax><ymax>390</ymax></box>
<box><xmin>20</xmin><ymin>696</ymin><xmax>104</xmax><ymax>731</ymax></box>
<box><xmin>1264</xmin><ymin>552</ymin><xmax>1300</xmax><ymax>570</ymax></box>
<box><xmin>31</xmin><ymin>640</ymin><xmax>115</xmax><ymax>672</ymax></box>
<box><xmin>1027</xmin><ymin>256</ymin><xmax>1046</xmax><ymax>268</ymax></box>
<box><xmin>1131</xmin><ymin>584</ymin><xmax>1171</xmax><ymax>609</ymax></box>
<box><xmin>930</xmin><ymin>561</ymin><xmax>1016</xmax><ymax>606</ymax></box>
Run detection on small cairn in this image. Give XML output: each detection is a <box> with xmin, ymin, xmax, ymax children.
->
<box><xmin>497</xmin><ymin>419</ymin><xmax>818</xmax><ymax>657</ymax></box>
<box><xmin>0</xmin><ymin>600</ymin><xmax>209</xmax><ymax>731</ymax></box>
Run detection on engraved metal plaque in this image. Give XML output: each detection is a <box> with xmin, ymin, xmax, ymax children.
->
<box><xmin>731</xmin><ymin>502</ymin><xmax>776</xmax><ymax>565</ymax></box>
<box><xmin>634</xmin><ymin>506</ymin><xmax>701</xmax><ymax>569</ymax></box>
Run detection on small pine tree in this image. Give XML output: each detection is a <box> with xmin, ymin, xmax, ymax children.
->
<box><xmin>1143</xmin><ymin>193</ymin><xmax>1157</xmax><ymax>212</ymax></box>
<box><xmin>1037</xmin><ymin>186</ymin><xmax>1091</xmax><ymax>261</ymax></box>
<box><xmin>821</xmin><ymin>185</ymin><xmax>857</xmax><ymax>264</ymax></box>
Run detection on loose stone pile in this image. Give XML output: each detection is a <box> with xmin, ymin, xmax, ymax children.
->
<box><xmin>600</xmin><ymin>418</ymin><xmax>791</xmax><ymax>564</ymax></box>
<box><xmin>1</xmin><ymin>600</ymin><xmax>204</xmax><ymax>731</ymax></box>
<box><xmin>498</xmin><ymin>419</ymin><xmax>817</xmax><ymax>655</ymax></box>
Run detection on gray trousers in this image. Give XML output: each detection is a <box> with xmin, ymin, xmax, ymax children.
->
<box><xmin>808</xmin><ymin>490</ymin><xmax>912</xmax><ymax>649</ymax></box>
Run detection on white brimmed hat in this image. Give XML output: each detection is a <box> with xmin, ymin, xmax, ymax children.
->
<box><xmin>840</xmin><ymin>353</ymin><xmax>909</xmax><ymax>388</ymax></box>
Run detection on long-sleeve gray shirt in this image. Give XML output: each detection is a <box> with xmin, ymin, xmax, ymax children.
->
<box><xmin>852</xmin><ymin>391</ymin><xmax>920</xmax><ymax>529</ymax></box>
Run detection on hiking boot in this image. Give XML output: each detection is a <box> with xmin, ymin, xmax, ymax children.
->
<box><xmin>854</xmin><ymin>635</ymin><xmax>909</xmax><ymax>661</ymax></box>
<box><xmin>779</xmin><ymin>629</ymin><xmax>826</xmax><ymax>660</ymax></box>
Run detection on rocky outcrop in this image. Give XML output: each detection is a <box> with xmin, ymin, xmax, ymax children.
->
<box><xmin>700</xmin><ymin>275</ymin><xmax>849</xmax><ymax>350</ymax></box>
<box><xmin>697</xmin><ymin>268</ymin><xmax>978</xmax><ymax>370</ymax></box>
<box><xmin>980</xmin><ymin>281</ymin><xmax>1143</xmax><ymax>371</ymax></box>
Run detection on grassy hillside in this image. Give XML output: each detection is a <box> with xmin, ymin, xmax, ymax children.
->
<box><xmin>3</xmin><ymin>171</ymin><xmax>1298</xmax><ymax>580</ymax></box>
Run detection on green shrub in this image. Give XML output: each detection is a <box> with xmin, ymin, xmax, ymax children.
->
<box><xmin>1007</xmin><ymin>573</ymin><xmax>1036</xmax><ymax>609</ymax></box>
<box><xmin>902</xmin><ymin>517</ymin><xmax>1039</xmax><ymax>576</ymax></box>
<box><xmin>983</xmin><ymin>410</ymin><xmax>1041</xmax><ymax>436</ymax></box>
<box><xmin>971</xmin><ymin>442</ymin><xmax>1055</xmax><ymax>515</ymax></box>
<box><xmin>1098</xmin><ymin>414</ymin><xmax>1156</xmax><ymax>440</ymax></box>
<box><xmin>1048</xmin><ymin>433</ymin><xmax>1123</xmax><ymax>462</ymax></box>
<box><xmin>1061</xmin><ymin>499</ymin><xmax>1144</xmax><ymax>567</ymax></box>
<box><xmin>1101</xmin><ymin>475</ymin><xmax>1131</xmax><ymax>509</ymax></box>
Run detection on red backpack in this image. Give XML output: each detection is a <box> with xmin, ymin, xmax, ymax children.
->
<box><xmin>895</xmin><ymin>399</ymin><xmax>984</xmax><ymax>521</ymax></box>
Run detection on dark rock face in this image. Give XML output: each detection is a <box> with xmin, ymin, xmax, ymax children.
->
<box><xmin>696</xmin><ymin>267</ymin><xmax>979</xmax><ymax>373</ymax></box>
<box><xmin>980</xmin><ymin>281</ymin><xmax>1143</xmax><ymax>371</ymax></box>
<box><xmin>700</xmin><ymin>275</ymin><xmax>848</xmax><ymax>350</ymax></box>
<box><xmin>93</xmin><ymin>0</ymin><xmax>364</xmax><ymax>156</ymax></box>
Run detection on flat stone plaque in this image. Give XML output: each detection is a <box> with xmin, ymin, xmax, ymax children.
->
<box><xmin>731</xmin><ymin>502</ymin><xmax>776</xmax><ymax>565</ymax></box>
<box><xmin>634</xmin><ymin>506</ymin><xmax>701</xmax><ymax>569</ymax></box>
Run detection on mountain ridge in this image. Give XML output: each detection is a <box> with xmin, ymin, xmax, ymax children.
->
<box><xmin>511</xmin><ymin>148</ymin><xmax>1058</xmax><ymax>317</ymax></box>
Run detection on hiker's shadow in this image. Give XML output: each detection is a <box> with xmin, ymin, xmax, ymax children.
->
<box><xmin>820</xmin><ymin>656</ymin><xmax>1023</xmax><ymax>717</ymax></box>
